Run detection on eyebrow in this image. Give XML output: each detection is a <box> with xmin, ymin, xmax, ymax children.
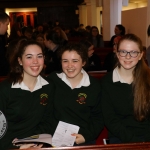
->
<box><xmin>62</xmin><ymin>59</ymin><xmax>79</xmax><ymax>60</ymax></box>
<box><xmin>25</xmin><ymin>53</ymin><xmax>43</xmax><ymax>56</ymax></box>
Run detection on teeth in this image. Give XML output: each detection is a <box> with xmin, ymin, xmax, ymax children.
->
<box><xmin>31</xmin><ymin>67</ymin><xmax>39</xmax><ymax>71</ymax></box>
<box><xmin>67</xmin><ymin>69</ymin><xmax>74</xmax><ymax>71</ymax></box>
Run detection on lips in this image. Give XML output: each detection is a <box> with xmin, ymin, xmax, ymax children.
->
<box><xmin>124</xmin><ymin>61</ymin><xmax>132</xmax><ymax>64</ymax></box>
<box><xmin>30</xmin><ymin>66</ymin><xmax>40</xmax><ymax>71</ymax></box>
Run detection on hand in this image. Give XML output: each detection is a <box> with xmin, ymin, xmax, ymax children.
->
<box><xmin>71</xmin><ymin>133</ymin><xmax>85</xmax><ymax>144</ymax></box>
<box><xmin>19</xmin><ymin>143</ymin><xmax>43</xmax><ymax>149</ymax></box>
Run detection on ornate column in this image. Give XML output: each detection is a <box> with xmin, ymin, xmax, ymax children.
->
<box><xmin>78</xmin><ymin>5</ymin><xmax>87</xmax><ymax>27</ymax></box>
<box><xmin>84</xmin><ymin>0</ymin><xmax>97</xmax><ymax>26</ymax></box>
<box><xmin>103</xmin><ymin>0</ymin><xmax>122</xmax><ymax>41</ymax></box>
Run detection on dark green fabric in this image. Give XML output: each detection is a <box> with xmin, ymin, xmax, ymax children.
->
<box><xmin>100</xmin><ymin>72</ymin><xmax>150</xmax><ymax>143</ymax></box>
<box><xmin>0</xmin><ymin>79</ymin><xmax>54</xmax><ymax>150</ymax></box>
<box><xmin>46</xmin><ymin>72</ymin><xmax>104</xmax><ymax>143</ymax></box>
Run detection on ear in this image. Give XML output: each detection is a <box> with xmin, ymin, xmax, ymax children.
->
<box><xmin>82</xmin><ymin>61</ymin><xmax>86</xmax><ymax>67</ymax></box>
<box><xmin>18</xmin><ymin>57</ymin><xmax>22</xmax><ymax>65</ymax></box>
<box><xmin>116</xmin><ymin>51</ymin><xmax>120</xmax><ymax>59</ymax></box>
<box><xmin>139</xmin><ymin>52</ymin><xmax>144</xmax><ymax>60</ymax></box>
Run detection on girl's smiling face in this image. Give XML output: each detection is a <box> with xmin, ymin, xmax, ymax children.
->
<box><xmin>61</xmin><ymin>50</ymin><xmax>85</xmax><ymax>80</ymax></box>
<box><xmin>117</xmin><ymin>40</ymin><xmax>143</xmax><ymax>71</ymax></box>
<box><xmin>18</xmin><ymin>44</ymin><xmax>44</xmax><ymax>78</ymax></box>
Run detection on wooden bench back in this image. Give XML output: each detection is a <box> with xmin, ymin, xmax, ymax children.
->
<box><xmin>94</xmin><ymin>48</ymin><xmax>113</xmax><ymax>64</ymax></box>
<box><xmin>10</xmin><ymin>142</ymin><xmax>150</xmax><ymax>150</ymax></box>
<box><xmin>88</xmin><ymin>71</ymin><xmax>107</xmax><ymax>79</ymax></box>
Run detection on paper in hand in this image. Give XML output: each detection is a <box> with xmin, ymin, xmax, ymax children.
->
<box><xmin>52</xmin><ymin>121</ymin><xmax>80</xmax><ymax>147</ymax></box>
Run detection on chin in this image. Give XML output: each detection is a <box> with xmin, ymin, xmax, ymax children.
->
<box><xmin>122</xmin><ymin>66</ymin><xmax>135</xmax><ymax>70</ymax></box>
<box><xmin>66</xmin><ymin>75</ymin><xmax>75</xmax><ymax>78</ymax></box>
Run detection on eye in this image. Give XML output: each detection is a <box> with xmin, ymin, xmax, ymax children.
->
<box><xmin>26</xmin><ymin>56</ymin><xmax>32</xmax><ymax>59</ymax></box>
<box><xmin>73</xmin><ymin>60</ymin><xmax>78</xmax><ymax>62</ymax></box>
<box><xmin>121</xmin><ymin>50</ymin><xmax>127</xmax><ymax>53</ymax></box>
<box><xmin>62</xmin><ymin>60</ymin><xmax>68</xmax><ymax>63</ymax></box>
<box><xmin>37</xmin><ymin>55</ymin><xmax>43</xmax><ymax>58</ymax></box>
<box><xmin>130</xmin><ymin>51</ymin><xmax>138</xmax><ymax>54</ymax></box>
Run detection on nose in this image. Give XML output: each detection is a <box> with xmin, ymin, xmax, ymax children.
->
<box><xmin>126</xmin><ymin>52</ymin><xmax>131</xmax><ymax>59</ymax></box>
<box><xmin>67</xmin><ymin>61</ymin><xmax>73</xmax><ymax>67</ymax></box>
<box><xmin>33</xmin><ymin>57</ymin><xmax>38</xmax><ymax>63</ymax></box>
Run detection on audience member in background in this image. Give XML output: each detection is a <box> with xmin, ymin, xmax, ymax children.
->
<box><xmin>0</xmin><ymin>38</ymin><xmax>54</xmax><ymax>149</ymax></box>
<box><xmin>80</xmin><ymin>40</ymin><xmax>101</xmax><ymax>71</ymax></box>
<box><xmin>0</xmin><ymin>11</ymin><xmax>10</xmax><ymax>35</ymax></box>
<box><xmin>103</xmin><ymin>36</ymin><xmax>122</xmax><ymax>72</ymax></box>
<box><xmin>32</xmin><ymin>24</ymin><xmax>44</xmax><ymax>39</ymax></box>
<box><xmin>0</xmin><ymin>11</ymin><xmax>10</xmax><ymax>76</ymax></box>
<box><xmin>44</xmin><ymin>30</ymin><xmax>62</xmax><ymax>74</ymax></box>
<box><xmin>46</xmin><ymin>43</ymin><xmax>104</xmax><ymax>146</ymax></box>
<box><xmin>54</xmin><ymin>20</ymin><xmax>61</xmax><ymax>28</ymax></box>
<box><xmin>142</xmin><ymin>46</ymin><xmax>148</xmax><ymax>65</ymax></box>
<box><xmin>53</xmin><ymin>26</ymin><xmax>68</xmax><ymax>46</ymax></box>
<box><xmin>42</xmin><ymin>22</ymin><xmax>50</xmax><ymax>33</ymax></box>
<box><xmin>85</xmin><ymin>25</ymin><xmax>91</xmax><ymax>38</ymax></box>
<box><xmin>36</xmin><ymin>33</ymin><xmax>45</xmax><ymax>50</ymax></box>
<box><xmin>88</xmin><ymin>26</ymin><xmax>104</xmax><ymax>48</ymax></box>
<box><xmin>101</xmin><ymin>34</ymin><xmax>150</xmax><ymax>144</ymax></box>
<box><xmin>64</xmin><ymin>27</ymin><xmax>71</xmax><ymax>39</ymax></box>
<box><xmin>70</xmin><ymin>25</ymin><xmax>80</xmax><ymax>37</ymax></box>
<box><xmin>9</xmin><ymin>17</ymin><xmax>22</xmax><ymax>42</ymax></box>
<box><xmin>146</xmin><ymin>44</ymin><xmax>150</xmax><ymax>67</ymax></box>
<box><xmin>78</xmin><ymin>24</ymin><xmax>86</xmax><ymax>37</ymax></box>
<box><xmin>110</xmin><ymin>24</ymin><xmax>125</xmax><ymax>47</ymax></box>
<box><xmin>22</xmin><ymin>26</ymin><xmax>33</xmax><ymax>39</ymax></box>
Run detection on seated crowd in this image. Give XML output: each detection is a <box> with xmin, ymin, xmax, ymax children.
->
<box><xmin>1</xmin><ymin>11</ymin><xmax>150</xmax><ymax>150</ymax></box>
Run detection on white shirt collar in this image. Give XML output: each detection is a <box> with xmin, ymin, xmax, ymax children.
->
<box><xmin>57</xmin><ymin>69</ymin><xmax>90</xmax><ymax>89</ymax></box>
<box><xmin>113</xmin><ymin>67</ymin><xmax>129</xmax><ymax>84</ymax></box>
<box><xmin>11</xmin><ymin>75</ymin><xmax>49</xmax><ymax>92</ymax></box>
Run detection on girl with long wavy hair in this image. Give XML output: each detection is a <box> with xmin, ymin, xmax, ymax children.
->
<box><xmin>101</xmin><ymin>33</ymin><xmax>150</xmax><ymax>144</ymax></box>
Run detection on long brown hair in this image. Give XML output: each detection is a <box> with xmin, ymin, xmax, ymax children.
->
<box><xmin>8</xmin><ymin>38</ymin><xmax>44</xmax><ymax>84</ymax></box>
<box><xmin>117</xmin><ymin>34</ymin><xmax>150</xmax><ymax>121</ymax></box>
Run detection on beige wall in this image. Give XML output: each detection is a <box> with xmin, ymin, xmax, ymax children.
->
<box><xmin>122</xmin><ymin>7</ymin><xmax>147</xmax><ymax>46</ymax></box>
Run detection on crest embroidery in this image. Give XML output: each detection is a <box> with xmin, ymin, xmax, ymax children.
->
<box><xmin>40</xmin><ymin>93</ymin><xmax>48</xmax><ymax>105</ymax></box>
<box><xmin>76</xmin><ymin>93</ymin><xmax>87</xmax><ymax>104</ymax></box>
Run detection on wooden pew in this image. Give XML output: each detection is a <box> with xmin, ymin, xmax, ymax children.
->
<box><xmin>10</xmin><ymin>142</ymin><xmax>150</xmax><ymax>150</ymax></box>
<box><xmin>88</xmin><ymin>71</ymin><xmax>107</xmax><ymax>80</ymax></box>
<box><xmin>94</xmin><ymin>47</ymin><xmax>113</xmax><ymax>62</ymax></box>
<box><xmin>104</xmin><ymin>41</ymin><xmax>111</xmax><ymax>48</ymax></box>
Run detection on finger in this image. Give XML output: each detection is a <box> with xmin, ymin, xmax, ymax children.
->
<box><xmin>37</xmin><ymin>144</ymin><xmax>43</xmax><ymax>148</ymax></box>
<box><xmin>20</xmin><ymin>144</ymin><xmax>36</xmax><ymax>149</ymax></box>
<box><xmin>75</xmin><ymin>139</ymin><xmax>80</xmax><ymax>144</ymax></box>
<box><xmin>71</xmin><ymin>133</ymin><xmax>77</xmax><ymax>136</ymax></box>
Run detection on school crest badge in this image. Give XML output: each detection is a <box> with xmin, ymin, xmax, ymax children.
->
<box><xmin>40</xmin><ymin>93</ymin><xmax>48</xmax><ymax>105</ymax></box>
<box><xmin>76</xmin><ymin>93</ymin><xmax>87</xmax><ymax>104</ymax></box>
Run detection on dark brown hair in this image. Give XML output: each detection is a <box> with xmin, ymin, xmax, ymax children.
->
<box><xmin>0</xmin><ymin>11</ymin><xmax>10</xmax><ymax>23</ymax></box>
<box><xmin>117</xmin><ymin>34</ymin><xmax>150</xmax><ymax>121</ymax></box>
<box><xmin>116</xmin><ymin>24</ymin><xmax>126</xmax><ymax>35</ymax></box>
<box><xmin>8</xmin><ymin>38</ymin><xmax>44</xmax><ymax>84</ymax></box>
<box><xmin>59</xmin><ymin>42</ymin><xmax>88</xmax><ymax>67</ymax></box>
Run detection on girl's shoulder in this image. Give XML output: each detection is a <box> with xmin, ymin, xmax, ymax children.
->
<box><xmin>100</xmin><ymin>72</ymin><xmax>113</xmax><ymax>83</ymax></box>
<box><xmin>0</xmin><ymin>79</ymin><xmax>12</xmax><ymax>93</ymax></box>
<box><xmin>0</xmin><ymin>79</ymin><xmax>11</xmax><ymax>87</ymax></box>
<box><xmin>45</xmin><ymin>72</ymin><xmax>60</xmax><ymax>84</ymax></box>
